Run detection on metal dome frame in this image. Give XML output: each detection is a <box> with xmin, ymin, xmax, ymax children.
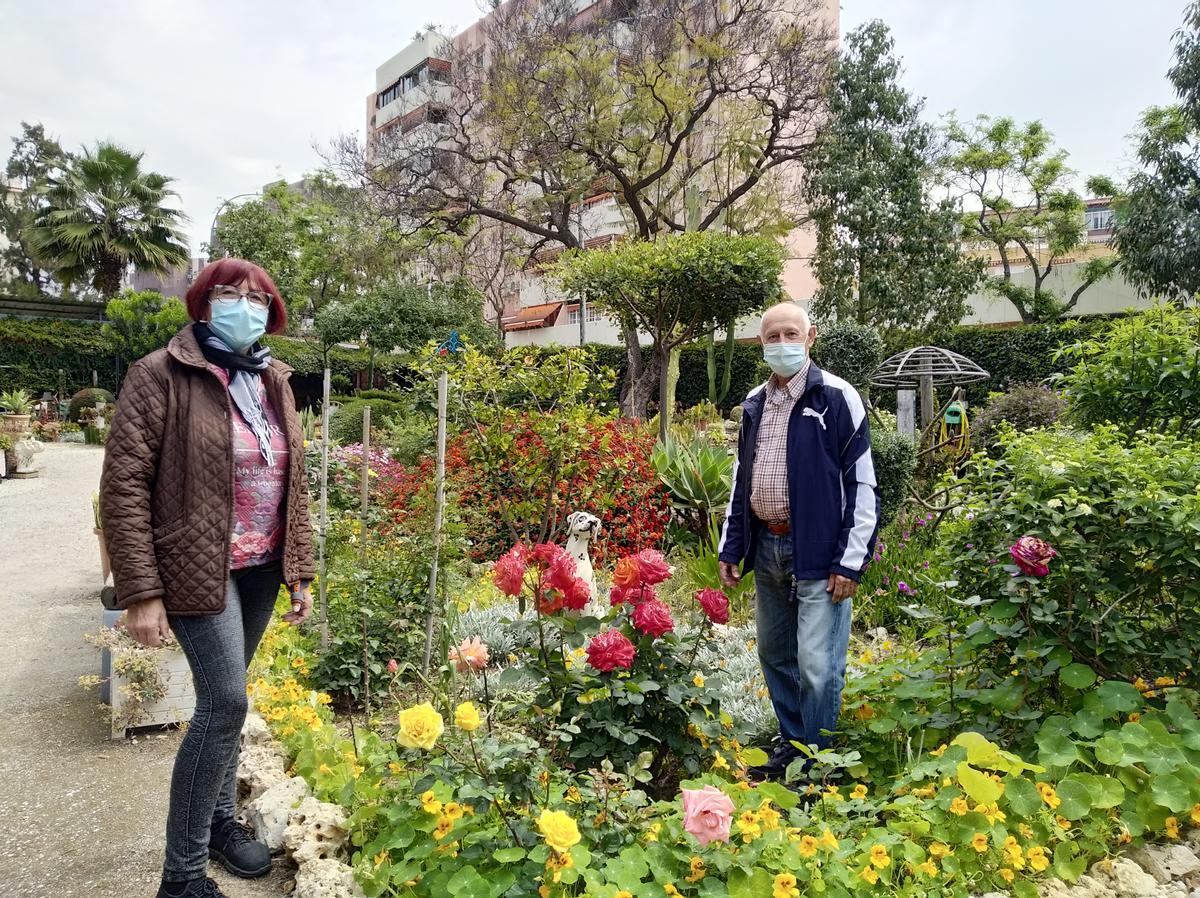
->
<box><xmin>871</xmin><ymin>346</ymin><xmax>990</xmax><ymax>389</ymax></box>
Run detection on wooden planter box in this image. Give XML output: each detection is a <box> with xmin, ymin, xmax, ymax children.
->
<box><xmin>99</xmin><ymin>609</ymin><xmax>196</xmax><ymax>740</ymax></box>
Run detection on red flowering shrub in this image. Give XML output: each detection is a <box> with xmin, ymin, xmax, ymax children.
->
<box><xmin>447</xmin><ymin>417</ymin><xmax>670</xmax><ymax>564</ymax></box>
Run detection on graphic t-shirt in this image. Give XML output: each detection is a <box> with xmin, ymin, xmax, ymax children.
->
<box><xmin>208</xmin><ymin>364</ymin><xmax>291</xmax><ymax>570</ymax></box>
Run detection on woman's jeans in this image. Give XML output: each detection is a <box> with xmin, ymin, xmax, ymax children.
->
<box><xmin>754</xmin><ymin>530</ymin><xmax>852</xmax><ymax>753</ymax></box>
<box><xmin>162</xmin><ymin>561</ymin><xmax>283</xmax><ymax>879</ymax></box>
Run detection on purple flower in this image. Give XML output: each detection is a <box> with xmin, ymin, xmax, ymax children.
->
<box><xmin>965</xmin><ymin>543</ymin><xmax>974</xmax><ymax>550</ymax></box>
<box><xmin>966</xmin><ymin>513</ymin><xmax>975</xmax><ymax>521</ymax></box>
<box><xmin>898</xmin><ymin>581</ymin><xmax>914</xmax><ymax>595</ymax></box>
<box><xmin>922</xmin><ymin>561</ymin><xmax>930</xmax><ymax>569</ymax></box>
<box><xmin>925</xmin><ymin>513</ymin><xmax>935</xmax><ymax>522</ymax></box>
<box><xmin>915</xmin><ymin>518</ymin><xmax>925</xmax><ymax>527</ymax></box>
<box><xmin>903</xmin><ymin>532</ymin><xmax>911</xmax><ymax>540</ymax></box>
<box><xmin>882</xmin><ymin>576</ymin><xmax>890</xmax><ymax>586</ymax></box>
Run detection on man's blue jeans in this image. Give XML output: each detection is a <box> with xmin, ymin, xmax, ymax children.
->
<box><xmin>754</xmin><ymin>530</ymin><xmax>852</xmax><ymax>752</ymax></box>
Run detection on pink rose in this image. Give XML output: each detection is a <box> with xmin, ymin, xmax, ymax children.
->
<box><xmin>631</xmin><ymin>598</ymin><xmax>675</xmax><ymax>638</ymax></box>
<box><xmin>449</xmin><ymin>635</ymin><xmax>490</xmax><ymax>672</ymax></box>
<box><xmin>493</xmin><ymin>545</ymin><xmax>529</xmax><ymax>596</ymax></box>
<box><xmin>681</xmin><ymin>785</ymin><xmax>735</xmax><ymax>846</ymax></box>
<box><xmin>635</xmin><ymin>549</ymin><xmax>672</xmax><ymax>586</ymax></box>
<box><xmin>1010</xmin><ymin>536</ymin><xmax>1057</xmax><ymax>577</ymax></box>
<box><xmin>695</xmin><ymin>587</ymin><xmax>730</xmax><ymax>625</ymax></box>
<box><xmin>586</xmin><ymin>629</ymin><xmax>637</xmax><ymax>672</ymax></box>
<box><xmin>611</xmin><ymin>582</ymin><xmax>657</xmax><ymax>607</ymax></box>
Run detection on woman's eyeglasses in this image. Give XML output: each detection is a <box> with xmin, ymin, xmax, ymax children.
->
<box><xmin>210</xmin><ymin>284</ymin><xmax>272</xmax><ymax>307</ymax></box>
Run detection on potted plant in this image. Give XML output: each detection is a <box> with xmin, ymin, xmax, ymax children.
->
<box><xmin>0</xmin><ymin>389</ymin><xmax>34</xmax><ymax>439</ymax></box>
<box><xmin>0</xmin><ymin>432</ymin><xmax>11</xmax><ymax>478</ymax></box>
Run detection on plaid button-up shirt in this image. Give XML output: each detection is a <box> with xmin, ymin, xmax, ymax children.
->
<box><xmin>750</xmin><ymin>361</ymin><xmax>811</xmax><ymax>522</ymax></box>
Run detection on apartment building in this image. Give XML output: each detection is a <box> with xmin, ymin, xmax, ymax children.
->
<box><xmin>961</xmin><ymin>197</ymin><xmax>1146</xmax><ymax>325</ymax></box>
<box><xmin>366</xmin><ymin>2</ymin><xmax>834</xmax><ymax>348</ymax></box>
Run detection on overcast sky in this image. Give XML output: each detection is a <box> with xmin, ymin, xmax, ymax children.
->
<box><xmin>0</xmin><ymin>0</ymin><xmax>1185</xmax><ymax>253</ymax></box>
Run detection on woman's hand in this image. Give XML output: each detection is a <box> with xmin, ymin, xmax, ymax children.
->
<box><xmin>123</xmin><ymin>598</ymin><xmax>171</xmax><ymax>647</ymax></box>
<box><xmin>282</xmin><ymin>581</ymin><xmax>314</xmax><ymax>625</ymax></box>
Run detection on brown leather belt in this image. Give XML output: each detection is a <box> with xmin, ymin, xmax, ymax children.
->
<box><xmin>764</xmin><ymin>520</ymin><xmax>791</xmax><ymax>536</ymax></box>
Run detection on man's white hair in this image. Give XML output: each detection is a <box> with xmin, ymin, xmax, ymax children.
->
<box><xmin>759</xmin><ymin>301</ymin><xmax>812</xmax><ymax>336</ymax></box>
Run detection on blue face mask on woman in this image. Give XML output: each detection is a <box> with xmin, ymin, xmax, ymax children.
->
<box><xmin>209</xmin><ymin>298</ymin><xmax>269</xmax><ymax>351</ymax></box>
<box><xmin>763</xmin><ymin>342</ymin><xmax>808</xmax><ymax>377</ymax></box>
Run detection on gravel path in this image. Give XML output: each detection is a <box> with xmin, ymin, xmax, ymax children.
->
<box><xmin>0</xmin><ymin>445</ymin><xmax>296</xmax><ymax>897</ymax></box>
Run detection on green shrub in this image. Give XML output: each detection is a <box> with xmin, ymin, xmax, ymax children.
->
<box><xmin>101</xmin><ymin>289</ymin><xmax>188</xmax><ymax>364</ymax></box>
<box><xmin>812</xmin><ymin>319</ymin><xmax>884</xmax><ymax>389</ymax></box>
<box><xmin>1057</xmin><ymin>302</ymin><xmax>1200</xmax><ymax>435</ymax></box>
<box><xmin>328</xmin><ymin>398</ymin><xmax>405</xmax><ymax>445</ymax></box>
<box><xmin>870</xmin><ymin>427</ymin><xmax>916</xmax><ymax>526</ymax></box>
<box><xmin>68</xmin><ymin>387</ymin><xmax>116</xmax><ymax>423</ymax></box>
<box><xmin>381</xmin><ymin>412</ymin><xmax>435</xmax><ymax>465</ymax></box>
<box><xmin>971</xmin><ymin>382</ymin><xmax>1067</xmax><ymax>453</ymax></box>
<box><xmin>947</xmin><ymin>425</ymin><xmax>1200</xmax><ymax>703</ymax></box>
<box><xmin>355</xmin><ymin>389</ymin><xmax>408</xmax><ymax>402</ymax></box>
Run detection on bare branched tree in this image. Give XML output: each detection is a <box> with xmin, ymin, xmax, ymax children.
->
<box><xmin>330</xmin><ymin>0</ymin><xmax>835</xmax><ymax>416</ymax></box>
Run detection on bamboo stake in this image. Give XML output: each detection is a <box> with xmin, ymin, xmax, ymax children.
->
<box><xmin>318</xmin><ymin>368</ymin><xmax>330</xmax><ymax>651</ymax></box>
<box><xmin>423</xmin><ymin>370</ymin><xmax>448</xmax><ymax>674</ymax></box>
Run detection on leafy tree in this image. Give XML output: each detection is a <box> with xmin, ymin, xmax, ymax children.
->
<box><xmin>211</xmin><ymin>173</ymin><xmax>411</xmax><ymax>324</ymax></box>
<box><xmin>24</xmin><ymin>142</ymin><xmax>188</xmax><ymax>298</ymax></box>
<box><xmin>946</xmin><ymin>117</ymin><xmax>1117</xmax><ymax>323</ymax></box>
<box><xmin>803</xmin><ymin>22</ymin><xmax>983</xmax><ymax>336</ymax></box>
<box><xmin>1</xmin><ymin>122</ymin><xmax>67</xmax><ymax>295</ymax></box>
<box><xmin>334</xmin><ymin>0</ymin><xmax>834</xmax><ymax>417</ymax></box>
<box><xmin>102</xmin><ymin>289</ymin><xmax>189</xmax><ymax>365</ymax></box>
<box><xmin>1113</xmin><ymin>2</ymin><xmax>1200</xmax><ymax>300</ymax></box>
<box><xmin>553</xmin><ymin>231</ymin><xmax>784</xmax><ymax>440</ymax></box>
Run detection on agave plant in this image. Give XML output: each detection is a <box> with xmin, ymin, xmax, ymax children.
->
<box><xmin>651</xmin><ymin>435</ymin><xmax>733</xmax><ymax>536</ymax></box>
<box><xmin>0</xmin><ymin>389</ymin><xmax>35</xmax><ymax>415</ymax></box>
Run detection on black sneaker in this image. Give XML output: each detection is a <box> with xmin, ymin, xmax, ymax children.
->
<box><xmin>748</xmin><ymin>740</ymin><xmax>803</xmax><ymax>782</ymax></box>
<box><xmin>155</xmin><ymin>876</ymin><xmax>230</xmax><ymax>898</ymax></box>
<box><xmin>208</xmin><ymin>816</ymin><xmax>271</xmax><ymax>878</ymax></box>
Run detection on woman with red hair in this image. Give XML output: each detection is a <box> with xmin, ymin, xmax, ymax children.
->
<box><xmin>100</xmin><ymin>258</ymin><xmax>316</xmax><ymax>898</ymax></box>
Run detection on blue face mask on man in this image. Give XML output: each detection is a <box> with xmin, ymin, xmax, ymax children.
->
<box><xmin>209</xmin><ymin>298</ymin><xmax>269</xmax><ymax>351</ymax></box>
<box><xmin>763</xmin><ymin>342</ymin><xmax>808</xmax><ymax>377</ymax></box>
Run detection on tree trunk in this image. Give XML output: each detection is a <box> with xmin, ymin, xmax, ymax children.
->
<box><xmin>94</xmin><ymin>257</ymin><xmax>124</xmax><ymax>299</ymax></box>
<box><xmin>619</xmin><ymin>320</ymin><xmax>663</xmax><ymax>420</ymax></box>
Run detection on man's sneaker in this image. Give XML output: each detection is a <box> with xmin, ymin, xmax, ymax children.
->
<box><xmin>155</xmin><ymin>875</ymin><xmax>230</xmax><ymax>898</ymax></box>
<box><xmin>748</xmin><ymin>740</ymin><xmax>803</xmax><ymax>782</ymax></box>
<box><xmin>208</xmin><ymin>816</ymin><xmax>271</xmax><ymax>878</ymax></box>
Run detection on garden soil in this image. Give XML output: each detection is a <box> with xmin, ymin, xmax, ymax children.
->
<box><xmin>0</xmin><ymin>445</ymin><xmax>295</xmax><ymax>897</ymax></box>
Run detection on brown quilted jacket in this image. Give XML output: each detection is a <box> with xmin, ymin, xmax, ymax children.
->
<box><xmin>99</xmin><ymin>325</ymin><xmax>316</xmax><ymax>615</ymax></box>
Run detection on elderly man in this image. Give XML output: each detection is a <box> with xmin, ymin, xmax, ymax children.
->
<box><xmin>718</xmin><ymin>301</ymin><xmax>880</xmax><ymax>781</ymax></box>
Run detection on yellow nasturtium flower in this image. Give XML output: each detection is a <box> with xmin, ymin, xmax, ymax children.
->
<box><xmin>971</xmin><ymin>833</ymin><xmax>990</xmax><ymax>853</ymax></box>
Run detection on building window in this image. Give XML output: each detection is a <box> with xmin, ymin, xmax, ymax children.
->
<box><xmin>567</xmin><ymin>305</ymin><xmax>602</xmax><ymax>325</ymax></box>
<box><xmin>1085</xmin><ymin>207</ymin><xmax>1114</xmax><ymax>231</ymax></box>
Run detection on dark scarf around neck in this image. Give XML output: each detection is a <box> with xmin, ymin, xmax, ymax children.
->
<box><xmin>193</xmin><ymin>322</ymin><xmax>276</xmax><ymax>464</ymax></box>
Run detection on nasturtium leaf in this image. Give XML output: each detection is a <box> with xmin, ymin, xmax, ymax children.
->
<box><xmin>1149</xmin><ymin>773</ymin><xmax>1195</xmax><ymax>812</ymax></box>
<box><xmin>741</xmin><ymin>747</ymin><xmax>769</xmax><ymax>767</ymax></box>
<box><xmin>1093</xmin><ymin>735</ymin><xmax>1125</xmax><ymax>766</ymax></box>
<box><xmin>1056</xmin><ymin>779</ymin><xmax>1092</xmax><ymax>820</ymax></box>
<box><xmin>1003</xmin><ymin>775</ymin><xmax>1042</xmax><ymax>817</ymax></box>
<box><xmin>1060</xmin><ymin>663</ymin><xmax>1097</xmax><ymax>689</ymax></box>
<box><xmin>493</xmin><ymin>847</ymin><xmax>526</xmax><ymax>864</ymax></box>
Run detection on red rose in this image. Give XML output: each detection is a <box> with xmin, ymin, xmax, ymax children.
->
<box><xmin>587</xmin><ymin>628</ymin><xmax>637</xmax><ymax>672</ymax></box>
<box><xmin>560</xmin><ymin>575</ymin><xmax>591</xmax><ymax>611</ymax></box>
<box><xmin>611</xmin><ymin>582</ymin><xmax>657</xmax><ymax>607</ymax></box>
<box><xmin>632</xmin><ymin>597</ymin><xmax>675</xmax><ymax>638</ymax></box>
<box><xmin>544</xmin><ymin>551</ymin><xmax>580</xmax><ymax>593</ymax></box>
<box><xmin>1010</xmin><ymin>536</ymin><xmax>1057</xmax><ymax>577</ymax></box>
<box><xmin>612</xmin><ymin>555</ymin><xmax>641</xmax><ymax>589</ymax></box>
<box><xmin>695</xmin><ymin>587</ymin><xmax>730</xmax><ymax>625</ymax></box>
<box><xmin>493</xmin><ymin>544</ymin><xmax>529</xmax><ymax>596</ymax></box>
<box><xmin>635</xmin><ymin>549</ymin><xmax>672</xmax><ymax>586</ymax></box>
<box><xmin>610</xmin><ymin>583</ymin><xmax>631</xmax><ymax>607</ymax></box>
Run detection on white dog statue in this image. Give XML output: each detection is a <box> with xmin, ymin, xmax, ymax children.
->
<box><xmin>564</xmin><ymin>511</ymin><xmax>602</xmax><ymax>610</ymax></box>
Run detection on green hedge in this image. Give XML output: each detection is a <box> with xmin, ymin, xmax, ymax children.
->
<box><xmin>924</xmin><ymin>316</ymin><xmax>1119</xmax><ymax>405</ymax></box>
<box><xmin>0</xmin><ymin>318</ymin><xmax>117</xmax><ymax>396</ymax></box>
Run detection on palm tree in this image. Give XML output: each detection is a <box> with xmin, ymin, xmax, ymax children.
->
<box><xmin>25</xmin><ymin>142</ymin><xmax>189</xmax><ymax>297</ymax></box>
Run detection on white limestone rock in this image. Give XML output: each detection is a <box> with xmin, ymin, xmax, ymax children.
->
<box><xmin>240</xmin><ymin>711</ymin><xmax>274</xmax><ymax>747</ymax></box>
<box><xmin>292</xmin><ymin>858</ymin><xmax>365</xmax><ymax>898</ymax></box>
<box><xmin>1131</xmin><ymin>845</ymin><xmax>1200</xmax><ymax>885</ymax></box>
<box><xmin>1039</xmin><ymin>873</ymin><xmax>1117</xmax><ymax>898</ymax></box>
<box><xmin>284</xmin><ymin>795</ymin><xmax>351</xmax><ymax>866</ymax></box>
<box><xmin>237</xmin><ymin>741</ymin><xmax>290</xmax><ymax>803</ymax></box>
<box><xmin>245</xmin><ymin>775</ymin><xmax>311</xmax><ymax>851</ymax></box>
<box><xmin>1104</xmin><ymin>857</ymin><xmax>1159</xmax><ymax>897</ymax></box>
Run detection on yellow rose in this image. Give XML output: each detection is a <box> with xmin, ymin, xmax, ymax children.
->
<box><xmin>397</xmin><ymin>702</ymin><xmax>444</xmax><ymax>750</ymax></box>
<box><xmin>537</xmin><ymin>809</ymin><xmax>581</xmax><ymax>854</ymax></box>
<box><xmin>454</xmin><ymin>701</ymin><xmax>482</xmax><ymax>732</ymax></box>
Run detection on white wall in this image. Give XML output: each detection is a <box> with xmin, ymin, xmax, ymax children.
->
<box><xmin>962</xmin><ymin>262</ymin><xmax>1149</xmax><ymax>326</ymax></box>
